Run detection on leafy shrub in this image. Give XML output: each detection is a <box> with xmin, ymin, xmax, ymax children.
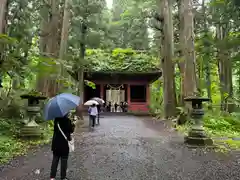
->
<box><xmin>177</xmin><ymin>111</ymin><xmax>240</xmax><ymax>138</ymax></box>
<box><xmin>0</xmin><ymin>136</ymin><xmax>26</xmax><ymax>163</ymax></box>
<box><xmin>149</xmin><ymin>80</ymin><xmax>163</xmax><ymax>117</ymax></box>
<box><xmin>0</xmin><ymin>90</ymin><xmax>25</xmax><ymax>119</ymax></box>
<box><xmin>204</xmin><ymin>111</ymin><xmax>240</xmax><ymax>133</ymax></box>
<box><xmin>0</xmin><ymin>118</ymin><xmax>53</xmax><ymax>164</ymax></box>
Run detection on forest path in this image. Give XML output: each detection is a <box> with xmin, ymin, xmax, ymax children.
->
<box><xmin>0</xmin><ymin>115</ymin><xmax>239</xmax><ymax>180</ymax></box>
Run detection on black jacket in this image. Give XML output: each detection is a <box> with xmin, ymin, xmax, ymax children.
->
<box><xmin>51</xmin><ymin>116</ymin><xmax>75</xmax><ymax>156</ymax></box>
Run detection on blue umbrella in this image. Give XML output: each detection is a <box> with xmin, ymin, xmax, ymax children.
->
<box><xmin>44</xmin><ymin>93</ymin><xmax>80</xmax><ymax>120</ymax></box>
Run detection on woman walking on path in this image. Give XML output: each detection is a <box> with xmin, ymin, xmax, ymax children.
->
<box><xmin>88</xmin><ymin>103</ymin><xmax>98</xmax><ymax>128</ymax></box>
<box><xmin>50</xmin><ymin>114</ymin><xmax>75</xmax><ymax>180</ymax></box>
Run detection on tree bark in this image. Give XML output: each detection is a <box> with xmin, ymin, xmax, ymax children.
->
<box><xmin>78</xmin><ymin>23</ymin><xmax>87</xmax><ymax>98</ymax></box>
<box><xmin>161</xmin><ymin>0</ymin><xmax>177</xmax><ymax>118</ymax></box>
<box><xmin>0</xmin><ymin>0</ymin><xmax>7</xmax><ymax>34</ymax></box>
<box><xmin>37</xmin><ymin>1</ymin><xmax>52</xmax><ymax>95</ymax></box>
<box><xmin>46</xmin><ymin>0</ymin><xmax>59</xmax><ymax>57</ymax></box>
<box><xmin>177</xmin><ymin>0</ymin><xmax>185</xmax><ymax>105</ymax></box>
<box><xmin>0</xmin><ymin>0</ymin><xmax>8</xmax><ymax>68</ymax></box>
<box><xmin>36</xmin><ymin>0</ymin><xmax>60</xmax><ymax>97</ymax></box>
<box><xmin>181</xmin><ymin>0</ymin><xmax>197</xmax><ymax>98</ymax></box>
<box><xmin>202</xmin><ymin>0</ymin><xmax>212</xmax><ymax>107</ymax></box>
<box><xmin>59</xmin><ymin>0</ymin><xmax>71</xmax><ymax>65</ymax></box>
<box><xmin>216</xmin><ymin>24</ymin><xmax>232</xmax><ymax>111</ymax></box>
<box><xmin>58</xmin><ymin>0</ymin><xmax>71</xmax><ymax>93</ymax></box>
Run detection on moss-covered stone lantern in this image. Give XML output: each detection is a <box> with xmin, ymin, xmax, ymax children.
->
<box><xmin>20</xmin><ymin>90</ymin><xmax>47</xmax><ymax>138</ymax></box>
<box><xmin>184</xmin><ymin>96</ymin><xmax>213</xmax><ymax>146</ymax></box>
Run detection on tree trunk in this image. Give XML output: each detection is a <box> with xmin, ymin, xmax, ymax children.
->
<box><xmin>78</xmin><ymin>23</ymin><xmax>87</xmax><ymax>97</ymax></box>
<box><xmin>76</xmin><ymin>23</ymin><xmax>87</xmax><ymax>120</ymax></box>
<box><xmin>181</xmin><ymin>0</ymin><xmax>197</xmax><ymax>99</ymax></box>
<box><xmin>161</xmin><ymin>0</ymin><xmax>177</xmax><ymax>118</ymax></box>
<box><xmin>59</xmin><ymin>0</ymin><xmax>71</xmax><ymax>68</ymax></box>
<box><xmin>0</xmin><ymin>0</ymin><xmax>8</xmax><ymax>68</ymax></box>
<box><xmin>46</xmin><ymin>0</ymin><xmax>59</xmax><ymax>57</ymax></box>
<box><xmin>58</xmin><ymin>0</ymin><xmax>71</xmax><ymax>92</ymax></box>
<box><xmin>36</xmin><ymin>0</ymin><xmax>60</xmax><ymax>97</ymax></box>
<box><xmin>202</xmin><ymin>0</ymin><xmax>212</xmax><ymax>107</ymax></box>
<box><xmin>37</xmin><ymin>1</ymin><xmax>52</xmax><ymax>95</ymax></box>
<box><xmin>39</xmin><ymin>2</ymin><xmax>49</xmax><ymax>54</ymax></box>
<box><xmin>0</xmin><ymin>0</ymin><xmax>7</xmax><ymax>34</ymax></box>
<box><xmin>177</xmin><ymin>0</ymin><xmax>185</xmax><ymax>105</ymax></box>
<box><xmin>216</xmin><ymin>24</ymin><xmax>232</xmax><ymax>112</ymax></box>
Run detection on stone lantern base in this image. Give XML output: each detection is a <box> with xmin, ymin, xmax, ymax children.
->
<box><xmin>184</xmin><ymin>136</ymin><xmax>213</xmax><ymax>146</ymax></box>
<box><xmin>184</xmin><ymin>127</ymin><xmax>213</xmax><ymax>146</ymax></box>
<box><xmin>19</xmin><ymin>120</ymin><xmax>43</xmax><ymax>138</ymax></box>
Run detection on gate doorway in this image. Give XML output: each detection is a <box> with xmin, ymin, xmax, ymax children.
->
<box><xmin>104</xmin><ymin>84</ymin><xmax>127</xmax><ymax>112</ymax></box>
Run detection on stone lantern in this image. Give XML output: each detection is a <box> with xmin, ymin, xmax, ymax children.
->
<box><xmin>184</xmin><ymin>96</ymin><xmax>213</xmax><ymax>146</ymax></box>
<box><xmin>20</xmin><ymin>91</ymin><xmax>47</xmax><ymax>138</ymax></box>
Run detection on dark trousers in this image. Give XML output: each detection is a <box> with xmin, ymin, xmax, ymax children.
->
<box><xmin>50</xmin><ymin>154</ymin><xmax>68</xmax><ymax>179</ymax></box>
<box><xmin>90</xmin><ymin>115</ymin><xmax>96</xmax><ymax>127</ymax></box>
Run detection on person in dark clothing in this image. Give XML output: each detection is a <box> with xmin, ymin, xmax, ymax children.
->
<box><xmin>108</xmin><ymin>102</ymin><xmax>112</xmax><ymax>112</ymax></box>
<box><xmin>114</xmin><ymin>102</ymin><xmax>118</xmax><ymax>112</ymax></box>
<box><xmin>96</xmin><ymin>104</ymin><xmax>101</xmax><ymax>125</ymax></box>
<box><xmin>120</xmin><ymin>102</ymin><xmax>124</xmax><ymax>112</ymax></box>
<box><xmin>50</xmin><ymin>115</ymin><xmax>75</xmax><ymax>180</ymax></box>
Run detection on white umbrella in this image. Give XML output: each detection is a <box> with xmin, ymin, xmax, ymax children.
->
<box><xmin>84</xmin><ymin>99</ymin><xmax>99</xmax><ymax>106</ymax></box>
<box><xmin>91</xmin><ymin>97</ymin><xmax>105</xmax><ymax>104</ymax></box>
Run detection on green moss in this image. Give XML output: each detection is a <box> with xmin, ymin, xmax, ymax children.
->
<box><xmin>84</xmin><ymin>48</ymin><xmax>160</xmax><ymax>72</ymax></box>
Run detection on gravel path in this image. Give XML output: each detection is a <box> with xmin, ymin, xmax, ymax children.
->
<box><xmin>0</xmin><ymin>115</ymin><xmax>240</xmax><ymax>180</ymax></box>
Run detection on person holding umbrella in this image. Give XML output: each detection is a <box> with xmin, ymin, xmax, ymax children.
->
<box><xmin>84</xmin><ymin>99</ymin><xmax>99</xmax><ymax>128</ymax></box>
<box><xmin>91</xmin><ymin>97</ymin><xmax>105</xmax><ymax>125</ymax></box>
<box><xmin>88</xmin><ymin>103</ymin><xmax>98</xmax><ymax>128</ymax></box>
<box><xmin>50</xmin><ymin>114</ymin><xmax>75</xmax><ymax>180</ymax></box>
<box><xmin>44</xmin><ymin>93</ymin><xmax>80</xmax><ymax>180</ymax></box>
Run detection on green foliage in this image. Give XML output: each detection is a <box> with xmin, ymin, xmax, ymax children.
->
<box><xmin>0</xmin><ymin>34</ymin><xmax>18</xmax><ymax>45</ymax></box>
<box><xmin>25</xmin><ymin>89</ymin><xmax>45</xmax><ymax>97</ymax></box>
<box><xmin>84</xmin><ymin>80</ymin><xmax>96</xmax><ymax>89</ymax></box>
<box><xmin>149</xmin><ymin>79</ymin><xmax>163</xmax><ymax>116</ymax></box>
<box><xmin>109</xmin><ymin>0</ymin><xmax>150</xmax><ymax>50</ymax></box>
<box><xmin>69</xmin><ymin>0</ymin><xmax>106</xmax><ymax>49</ymax></box>
<box><xmin>177</xmin><ymin>111</ymin><xmax>240</xmax><ymax>149</ymax></box>
<box><xmin>204</xmin><ymin>112</ymin><xmax>240</xmax><ymax>136</ymax></box>
<box><xmin>0</xmin><ymin>0</ymin><xmax>239</xmax><ymax>160</ymax></box>
<box><xmin>84</xmin><ymin>48</ymin><xmax>160</xmax><ymax>72</ymax></box>
<box><xmin>0</xmin><ymin>91</ymin><xmax>25</xmax><ymax>119</ymax></box>
<box><xmin>0</xmin><ymin>118</ymin><xmax>52</xmax><ymax>164</ymax></box>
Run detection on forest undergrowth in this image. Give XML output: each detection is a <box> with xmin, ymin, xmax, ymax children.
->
<box><xmin>176</xmin><ymin>111</ymin><xmax>240</xmax><ymax>150</ymax></box>
<box><xmin>0</xmin><ymin>118</ymin><xmax>53</xmax><ymax>164</ymax></box>
<box><xmin>0</xmin><ymin>91</ymin><xmax>53</xmax><ymax>164</ymax></box>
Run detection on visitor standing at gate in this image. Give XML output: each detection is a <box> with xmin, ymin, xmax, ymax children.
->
<box><xmin>88</xmin><ymin>103</ymin><xmax>98</xmax><ymax>128</ymax></box>
<box><xmin>114</xmin><ymin>102</ymin><xmax>118</xmax><ymax>112</ymax></box>
<box><xmin>108</xmin><ymin>101</ymin><xmax>112</xmax><ymax>112</ymax></box>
